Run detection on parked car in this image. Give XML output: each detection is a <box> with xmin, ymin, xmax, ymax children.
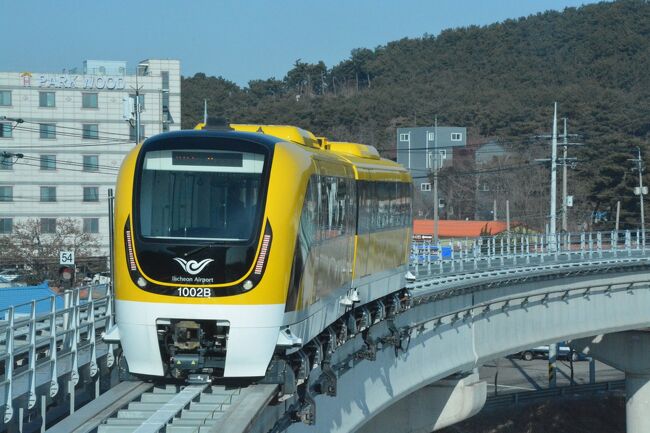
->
<box><xmin>0</xmin><ymin>269</ymin><xmax>20</xmax><ymax>283</ymax></box>
<box><xmin>91</xmin><ymin>272</ymin><xmax>111</xmax><ymax>285</ymax></box>
<box><xmin>518</xmin><ymin>342</ymin><xmax>584</xmax><ymax>362</ymax></box>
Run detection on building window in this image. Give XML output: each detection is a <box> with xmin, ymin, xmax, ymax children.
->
<box><xmin>83</xmin><ymin>155</ymin><xmax>99</xmax><ymax>172</ymax></box>
<box><xmin>39</xmin><ymin>91</ymin><xmax>56</xmax><ymax>108</ymax></box>
<box><xmin>83</xmin><ymin>186</ymin><xmax>99</xmax><ymax>202</ymax></box>
<box><xmin>0</xmin><ymin>154</ymin><xmax>11</xmax><ymax>170</ymax></box>
<box><xmin>451</xmin><ymin>132</ymin><xmax>463</xmax><ymax>141</ymax></box>
<box><xmin>420</xmin><ymin>182</ymin><xmax>432</xmax><ymax>192</ymax></box>
<box><xmin>130</xmin><ymin>94</ymin><xmax>145</xmax><ymax>110</ymax></box>
<box><xmin>0</xmin><ymin>90</ymin><xmax>11</xmax><ymax>106</ymax></box>
<box><xmin>129</xmin><ymin>124</ymin><xmax>145</xmax><ymax>141</ymax></box>
<box><xmin>439</xmin><ymin>149</ymin><xmax>447</xmax><ymax>159</ymax></box>
<box><xmin>40</xmin><ymin>123</ymin><xmax>56</xmax><ymax>139</ymax></box>
<box><xmin>0</xmin><ymin>122</ymin><xmax>12</xmax><ymax>138</ymax></box>
<box><xmin>428</xmin><ymin>132</ymin><xmax>435</xmax><ymax>142</ymax></box>
<box><xmin>83</xmin><ymin>218</ymin><xmax>99</xmax><ymax>234</ymax></box>
<box><xmin>40</xmin><ymin>186</ymin><xmax>56</xmax><ymax>202</ymax></box>
<box><xmin>40</xmin><ymin>218</ymin><xmax>56</xmax><ymax>234</ymax></box>
<box><xmin>0</xmin><ymin>186</ymin><xmax>12</xmax><ymax>202</ymax></box>
<box><xmin>82</xmin><ymin>124</ymin><xmax>99</xmax><ymax>139</ymax></box>
<box><xmin>0</xmin><ymin>218</ymin><xmax>12</xmax><ymax>234</ymax></box>
<box><xmin>40</xmin><ymin>155</ymin><xmax>56</xmax><ymax>170</ymax></box>
<box><xmin>399</xmin><ymin>133</ymin><xmax>410</xmax><ymax>142</ymax></box>
<box><xmin>162</xmin><ymin>71</ymin><xmax>169</xmax><ymax>90</ymax></box>
<box><xmin>162</xmin><ymin>92</ymin><xmax>170</xmax><ymax>113</ymax></box>
<box><xmin>82</xmin><ymin>92</ymin><xmax>98</xmax><ymax>108</ymax></box>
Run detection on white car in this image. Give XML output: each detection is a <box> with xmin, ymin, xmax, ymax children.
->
<box><xmin>0</xmin><ymin>270</ymin><xmax>19</xmax><ymax>282</ymax></box>
<box><xmin>91</xmin><ymin>273</ymin><xmax>111</xmax><ymax>285</ymax></box>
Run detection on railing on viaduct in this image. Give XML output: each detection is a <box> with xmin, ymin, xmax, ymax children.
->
<box><xmin>0</xmin><ymin>230</ymin><xmax>648</xmax><ymax>433</ymax></box>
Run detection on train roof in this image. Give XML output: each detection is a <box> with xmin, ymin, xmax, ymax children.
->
<box><xmin>187</xmin><ymin>122</ymin><xmax>411</xmax><ymax>181</ymax></box>
<box><xmin>194</xmin><ymin>122</ymin><xmax>390</xmax><ymax>161</ymax></box>
<box><xmin>140</xmin><ymin>129</ymin><xmax>283</xmax><ymax>149</ymax></box>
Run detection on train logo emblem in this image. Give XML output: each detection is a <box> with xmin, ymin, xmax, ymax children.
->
<box><xmin>173</xmin><ymin>258</ymin><xmax>214</xmax><ymax>275</ymax></box>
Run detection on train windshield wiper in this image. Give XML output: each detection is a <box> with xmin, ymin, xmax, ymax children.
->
<box><xmin>184</xmin><ymin>242</ymin><xmax>219</xmax><ymax>258</ymax></box>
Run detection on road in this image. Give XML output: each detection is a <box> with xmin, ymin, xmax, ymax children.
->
<box><xmin>480</xmin><ymin>356</ymin><xmax>624</xmax><ymax>394</ymax></box>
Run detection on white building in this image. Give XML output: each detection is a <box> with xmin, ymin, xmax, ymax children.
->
<box><xmin>0</xmin><ymin>59</ymin><xmax>181</xmax><ymax>256</ymax></box>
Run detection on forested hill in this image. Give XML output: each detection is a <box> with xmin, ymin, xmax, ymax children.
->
<box><xmin>181</xmin><ymin>0</ymin><xmax>650</xmax><ymax>228</ymax></box>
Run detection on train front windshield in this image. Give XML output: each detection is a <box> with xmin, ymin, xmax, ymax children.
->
<box><xmin>138</xmin><ymin>149</ymin><xmax>266</xmax><ymax>241</ymax></box>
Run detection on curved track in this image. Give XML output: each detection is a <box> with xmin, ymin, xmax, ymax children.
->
<box><xmin>24</xmin><ymin>232</ymin><xmax>650</xmax><ymax>433</ymax></box>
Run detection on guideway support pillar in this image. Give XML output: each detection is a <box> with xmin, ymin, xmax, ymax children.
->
<box><xmin>357</xmin><ymin>373</ymin><xmax>486</xmax><ymax>433</ymax></box>
<box><xmin>572</xmin><ymin>331</ymin><xmax>650</xmax><ymax>433</ymax></box>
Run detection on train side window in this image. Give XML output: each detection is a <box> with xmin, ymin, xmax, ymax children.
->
<box><xmin>399</xmin><ymin>182</ymin><xmax>407</xmax><ymax>227</ymax></box>
<box><xmin>318</xmin><ymin>176</ymin><xmax>347</xmax><ymax>240</ymax></box>
<box><xmin>327</xmin><ymin>177</ymin><xmax>339</xmax><ymax>236</ymax></box>
<box><xmin>345</xmin><ymin>178</ymin><xmax>356</xmax><ymax>235</ymax></box>
<box><xmin>336</xmin><ymin>177</ymin><xmax>348</xmax><ymax>235</ymax></box>
<box><xmin>366</xmin><ymin>182</ymin><xmax>377</xmax><ymax>232</ymax></box>
<box><xmin>377</xmin><ymin>182</ymin><xmax>390</xmax><ymax>229</ymax></box>
<box><xmin>300</xmin><ymin>176</ymin><xmax>319</xmax><ymax>246</ymax></box>
<box><xmin>404</xmin><ymin>182</ymin><xmax>410</xmax><ymax>226</ymax></box>
<box><xmin>357</xmin><ymin>181</ymin><xmax>368</xmax><ymax>234</ymax></box>
<box><xmin>318</xmin><ymin>177</ymin><xmax>329</xmax><ymax>239</ymax></box>
<box><xmin>389</xmin><ymin>182</ymin><xmax>399</xmax><ymax>228</ymax></box>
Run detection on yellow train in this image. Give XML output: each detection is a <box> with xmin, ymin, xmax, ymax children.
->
<box><xmin>107</xmin><ymin>121</ymin><xmax>412</xmax><ymax>380</ymax></box>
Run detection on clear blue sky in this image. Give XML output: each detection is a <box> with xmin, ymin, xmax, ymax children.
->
<box><xmin>2</xmin><ymin>0</ymin><xmax>601</xmax><ymax>87</ymax></box>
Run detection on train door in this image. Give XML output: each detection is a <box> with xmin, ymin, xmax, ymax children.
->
<box><xmin>353</xmin><ymin>173</ymin><xmax>372</xmax><ymax>280</ymax></box>
<box><xmin>312</xmin><ymin>160</ymin><xmax>355</xmax><ymax>302</ymax></box>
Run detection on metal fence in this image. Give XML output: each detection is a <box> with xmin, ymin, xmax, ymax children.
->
<box><xmin>0</xmin><ymin>284</ymin><xmax>114</xmax><ymax>425</ymax></box>
<box><xmin>484</xmin><ymin>380</ymin><xmax>626</xmax><ymax>411</ymax></box>
<box><xmin>410</xmin><ymin>230</ymin><xmax>648</xmax><ymax>276</ymax></box>
<box><xmin>0</xmin><ymin>230</ymin><xmax>646</xmax><ymax>430</ymax></box>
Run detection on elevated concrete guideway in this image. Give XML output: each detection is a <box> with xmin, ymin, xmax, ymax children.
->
<box><xmin>11</xmin><ymin>231</ymin><xmax>650</xmax><ymax>433</ymax></box>
<box><xmin>287</xmin><ymin>255</ymin><xmax>650</xmax><ymax>433</ymax></box>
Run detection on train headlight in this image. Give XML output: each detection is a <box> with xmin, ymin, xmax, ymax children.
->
<box><xmin>242</xmin><ymin>280</ymin><xmax>254</xmax><ymax>291</ymax></box>
<box><xmin>137</xmin><ymin>277</ymin><xmax>147</xmax><ymax>288</ymax></box>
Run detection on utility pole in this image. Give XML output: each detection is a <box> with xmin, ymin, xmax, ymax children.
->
<box><xmin>631</xmin><ymin>147</ymin><xmax>646</xmax><ymax>245</ymax></box>
<box><xmin>550</xmin><ymin>103</ymin><xmax>558</xmax><ymax>249</ymax></box>
<box><xmin>433</xmin><ymin>116</ymin><xmax>439</xmax><ymax>243</ymax></box>
<box><xmin>561</xmin><ymin>118</ymin><xmax>568</xmax><ymax>232</ymax></box>
<box><xmin>549</xmin><ymin>343</ymin><xmax>557</xmax><ymax>388</ymax></box>
<box><xmin>506</xmin><ymin>200</ymin><xmax>511</xmax><ymax>232</ymax></box>
<box><xmin>135</xmin><ymin>87</ymin><xmax>141</xmax><ymax>143</ymax></box>
<box><xmin>639</xmin><ymin>147</ymin><xmax>645</xmax><ymax>245</ymax></box>
<box><xmin>535</xmin><ymin>111</ymin><xmax>580</xmax><ymax>236</ymax></box>
<box><xmin>131</xmin><ymin>69</ymin><xmax>143</xmax><ymax>144</ymax></box>
<box><xmin>493</xmin><ymin>199</ymin><xmax>497</xmax><ymax>221</ymax></box>
<box><xmin>615</xmin><ymin>201</ymin><xmax>621</xmax><ymax>232</ymax></box>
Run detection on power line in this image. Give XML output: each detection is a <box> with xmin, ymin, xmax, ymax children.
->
<box><xmin>18</xmin><ymin>120</ymin><xmax>135</xmax><ymax>139</ymax></box>
<box><xmin>11</xmin><ymin>159</ymin><xmax>119</xmax><ymax>175</ymax></box>
<box><xmin>11</xmin><ymin>125</ymin><xmax>134</xmax><ymax>144</ymax></box>
<box><xmin>411</xmin><ymin>162</ymin><xmax>542</xmax><ymax>179</ymax></box>
<box><xmin>19</xmin><ymin>155</ymin><xmax>120</xmax><ymax>172</ymax></box>
<box><xmin>391</xmin><ymin>137</ymin><xmax>552</xmax><ymax>153</ymax></box>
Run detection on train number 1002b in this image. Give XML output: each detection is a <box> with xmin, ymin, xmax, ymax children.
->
<box><xmin>176</xmin><ymin>287</ymin><xmax>211</xmax><ymax>297</ymax></box>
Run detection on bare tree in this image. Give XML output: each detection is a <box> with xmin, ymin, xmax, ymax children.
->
<box><xmin>0</xmin><ymin>218</ymin><xmax>101</xmax><ymax>285</ymax></box>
